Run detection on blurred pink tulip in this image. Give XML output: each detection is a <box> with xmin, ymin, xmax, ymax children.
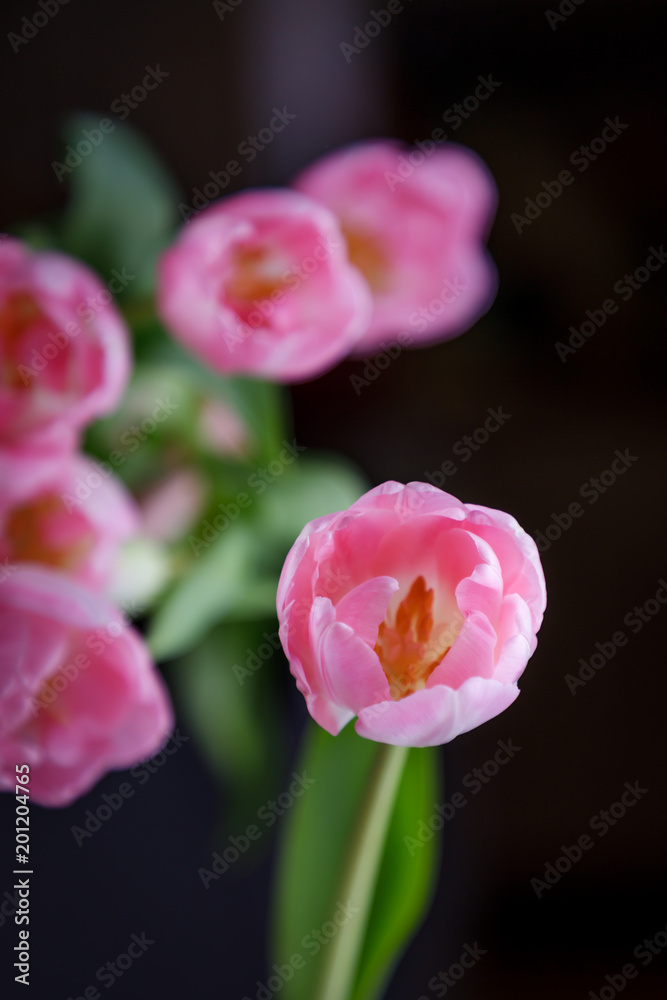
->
<box><xmin>0</xmin><ymin>238</ymin><xmax>131</xmax><ymax>449</ymax></box>
<box><xmin>293</xmin><ymin>140</ymin><xmax>498</xmax><ymax>354</ymax></box>
<box><xmin>0</xmin><ymin>566</ymin><xmax>173</xmax><ymax>807</ymax></box>
<box><xmin>197</xmin><ymin>397</ymin><xmax>251</xmax><ymax>459</ymax></box>
<box><xmin>0</xmin><ymin>451</ymin><xmax>139</xmax><ymax>591</ymax></box>
<box><xmin>139</xmin><ymin>467</ymin><xmax>207</xmax><ymax>543</ymax></box>
<box><xmin>157</xmin><ymin>189</ymin><xmax>373</xmax><ymax>382</ymax></box>
<box><xmin>277</xmin><ymin>481</ymin><xmax>546</xmax><ymax>747</ymax></box>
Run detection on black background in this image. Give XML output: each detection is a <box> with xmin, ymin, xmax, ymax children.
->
<box><xmin>1</xmin><ymin>1</ymin><xmax>666</xmax><ymax>998</ymax></box>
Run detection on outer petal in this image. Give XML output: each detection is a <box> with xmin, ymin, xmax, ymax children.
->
<box><xmin>355</xmin><ymin>677</ymin><xmax>519</xmax><ymax>747</ymax></box>
<box><xmin>280</xmin><ymin>597</ymin><xmax>354</xmax><ymax>736</ymax></box>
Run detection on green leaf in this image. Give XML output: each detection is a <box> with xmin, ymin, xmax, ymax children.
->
<box><xmin>256</xmin><ymin>455</ymin><xmax>368</xmax><ymax>552</ymax></box>
<box><xmin>271</xmin><ymin>723</ymin><xmax>441</xmax><ymax>1000</ymax></box>
<box><xmin>147</xmin><ymin>522</ymin><xmax>258</xmax><ymax>661</ymax></box>
<box><xmin>58</xmin><ymin>114</ymin><xmax>180</xmax><ymax>296</ymax></box>
<box><xmin>351</xmin><ymin>746</ymin><xmax>441</xmax><ymax>1000</ymax></box>
<box><xmin>223</xmin><ymin>376</ymin><xmax>290</xmax><ymax>467</ymax></box>
<box><xmin>168</xmin><ymin>624</ymin><xmax>283</xmax><ymax>833</ymax></box>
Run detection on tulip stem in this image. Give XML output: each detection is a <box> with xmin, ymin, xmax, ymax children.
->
<box><xmin>314</xmin><ymin>741</ymin><xmax>409</xmax><ymax>1000</ymax></box>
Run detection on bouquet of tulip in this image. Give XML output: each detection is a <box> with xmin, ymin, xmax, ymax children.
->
<box><xmin>0</xmin><ymin>116</ymin><xmax>546</xmax><ymax>998</ymax></box>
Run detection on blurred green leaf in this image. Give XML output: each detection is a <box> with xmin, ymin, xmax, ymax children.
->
<box><xmin>168</xmin><ymin>623</ymin><xmax>283</xmax><ymax>833</ymax></box>
<box><xmin>256</xmin><ymin>455</ymin><xmax>368</xmax><ymax>551</ymax></box>
<box><xmin>223</xmin><ymin>376</ymin><xmax>290</xmax><ymax>468</ymax></box>
<box><xmin>272</xmin><ymin>723</ymin><xmax>441</xmax><ymax>1000</ymax></box>
<box><xmin>58</xmin><ymin>114</ymin><xmax>180</xmax><ymax>296</ymax></box>
<box><xmin>147</xmin><ymin>522</ymin><xmax>259</xmax><ymax>660</ymax></box>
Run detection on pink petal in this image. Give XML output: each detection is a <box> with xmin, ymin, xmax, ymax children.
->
<box><xmin>320</xmin><ymin>621</ymin><xmax>390</xmax><ymax>714</ymax></box>
<box><xmin>335</xmin><ymin>576</ymin><xmax>399</xmax><ymax>645</ymax></box>
<box><xmin>427</xmin><ymin>610</ymin><xmax>497</xmax><ymax>688</ymax></box>
<box><xmin>355</xmin><ymin>677</ymin><xmax>519</xmax><ymax>747</ymax></box>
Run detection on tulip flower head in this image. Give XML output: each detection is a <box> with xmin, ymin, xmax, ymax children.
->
<box><xmin>0</xmin><ymin>566</ymin><xmax>173</xmax><ymax>806</ymax></box>
<box><xmin>277</xmin><ymin>482</ymin><xmax>546</xmax><ymax>747</ymax></box>
<box><xmin>157</xmin><ymin>189</ymin><xmax>373</xmax><ymax>382</ymax></box>
<box><xmin>0</xmin><ymin>452</ymin><xmax>139</xmax><ymax>591</ymax></box>
<box><xmin>293</xmin><ymin>140</ymin><xmax>498</xmax><ymax>354</ymax></box>
<box><xmin>0</xmin><ymin>238</ymin><xmax>131</xmax><ymax>449</ymax></box>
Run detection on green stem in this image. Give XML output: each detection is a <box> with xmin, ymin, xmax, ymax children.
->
<box><xmin>314</xmin><ymin>742</ymin><xmax>409</xmax><ymax>1000</ymax></box>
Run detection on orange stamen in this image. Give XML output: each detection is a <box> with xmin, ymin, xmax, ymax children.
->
<box><xmin>374</xmin><ymin>575</ymin><xmax>451</xmax><ymax>700</ymax></box>
<box><xmin>342</xmin><ymin>226</ymin><xmax>389</xmax><ymax>292</ymax></box>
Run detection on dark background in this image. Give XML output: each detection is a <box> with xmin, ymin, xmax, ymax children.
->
<box><xmin>1</xmin><ymin>1</ymin><xmax>666</xmax><ymax>997</ymax></box>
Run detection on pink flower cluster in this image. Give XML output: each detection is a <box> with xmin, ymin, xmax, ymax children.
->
<box><xmin>0</xmin><ymin>239</ymin><xmax>172</xmax><ymax>806</ymax></box>
<box><xmin>158</xmin><ymin>140</ymin><xmax>497</xmax><ymax>382</ymax></box>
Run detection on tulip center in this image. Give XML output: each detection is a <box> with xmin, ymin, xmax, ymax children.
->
<box><xmin>30</xmin><ymin>672</ymin><xmax>69</xmax><ymax>723</ymax></box>
<box><xmin>225</xmin><ymin>245</ymin><xmax>287</xmax><ymax>307</ymax></box>
<box><xmin>342</xmin><ymin>225</ymin><xmax>389</xmax><ymax>292</ymax></box>
<box><xmin>6</xmin><ymin>496</ymin><xmax>94</xmax><ymax>570</ymax></box>
<box><xmin>0</xmin><ymin>291</ymin><xmax>42</xmax><ymax>389</ymax></box>
<box><xmin>374</xmin><ymin>575</ymin><xmax>451</xmax><ymax>700</ymax></box>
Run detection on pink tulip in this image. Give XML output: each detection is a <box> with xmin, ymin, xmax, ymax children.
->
<box><xmin>197</xmin><ymin>397</ymin><xmax>251</xmax><ymax>459</ymax></box>
<box><xmin>0</xmin><ymin>566</ymin><xmax>173</xmax><ymax>807</ymax></box>
<box><xmin>139</xmin><ymin>467</ymin><xmax>207</xmax><ymax>543</ymax></box>
<box><xmin>293</xmin><ymin>140</ymin><xmax>497</xmax><ymax>354</ymax></box>
<box><xmin>0</xmin><ymin>238</ymin><xmax>131</xmax><ymax>449</ymax></box>
<box><xmin>0</xmin><ymin>451</ymin><xmax>139</xmax><ymax>591</ymax></box>
<box><xmin>277</xmin><ymin>482</ymin><xmax>546</xmax><ymax>747</ymax></box>
<box><xmin>157</xmin><ymin>189</ymin><xmax>373</xmax><ymax>382</ymax></box>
